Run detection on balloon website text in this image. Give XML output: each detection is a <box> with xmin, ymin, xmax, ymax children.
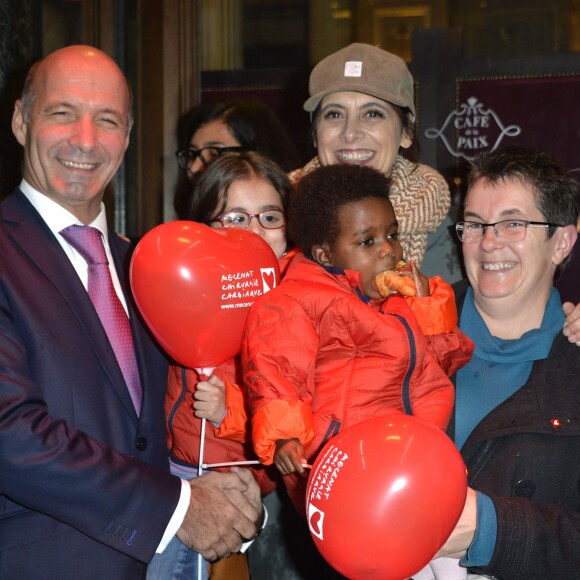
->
<box><xmin>221</xmin><ymin>302</ymin><xmax>253</xmax><ymax>309</ymax></box>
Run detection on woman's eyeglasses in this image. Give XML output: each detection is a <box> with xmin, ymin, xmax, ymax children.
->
<box><xmin>175</xmin><ymin>146</ymin><xmax>248</xmax><ymax>170</ymax></box>
<box><xmin>456</xmin><ymin>219</ymin><xmax>563</xmax><ymax>243</ymax></box>
<box><xmin>211</xmin><ymin>210</ymin><xmax>286</xmax><ymax>230</ymax></box>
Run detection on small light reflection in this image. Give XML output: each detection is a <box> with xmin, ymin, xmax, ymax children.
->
<box><xmin>390</xmin><ymin>477</ymin><xmax>407</xmax><ymax>493</ymax></box>
<box><xmin>551</xmin><ymin>418</ymin><xmax>561</xmax><ymax>428</ymax></box>
<box><xmin>180</xmin><ymin>267</ymin><xmax>191</xmax><ymax>280</ymax></box>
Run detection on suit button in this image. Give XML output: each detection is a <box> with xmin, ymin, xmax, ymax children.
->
<box><xmin>136</xmin><ymin>437</ymin><xmax>148</xmax><ymax>451</ymax></box>
<box><xmin>514</xmin><ymin>479</ymin><xmax>536</xmax><ymax>498</ymax></box>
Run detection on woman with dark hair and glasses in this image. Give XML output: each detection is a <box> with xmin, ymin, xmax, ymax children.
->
<box><xmin>174</xmin><ymin>99</ymin><xmax>302</xmax><ymax>219</ymax></box>
<box><xmin>148</xmin><ymin>152</ymin><xmax>296</xmax><ymax>580</ymax></box>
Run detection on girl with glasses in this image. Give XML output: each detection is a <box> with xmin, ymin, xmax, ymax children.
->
<box><xmin>148</xmin><ymin>152</ymin><xmax>296</xmax><ymax>580</ymax></box>
<box><xmin>186</xmin><ymin>151</ymin><xmax>294</xmax><ymax>265</ymax></box>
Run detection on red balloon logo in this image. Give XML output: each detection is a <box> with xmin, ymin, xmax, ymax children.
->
<box><xmin>306</xmin><ymin>414</ymin><xmax>467</xmax><ymax>580</ymax></box>
<box><xmin>130</xmin><ymin>221</ymin><xmax>280</xmax><ymax>368</ymax></box>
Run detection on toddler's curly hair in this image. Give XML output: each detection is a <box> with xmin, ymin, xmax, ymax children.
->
<box><xmin>288</xmin><ymin>164</ymin><xmax>392</xmax><ymax>253</ymax></box>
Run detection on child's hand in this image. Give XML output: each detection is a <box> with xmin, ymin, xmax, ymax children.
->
<box><xmin>193</xmin><ymin>374</ymin><xmax>226</xmax><ymax>423</ymax></box>
<box><xmin>409</xmin><ymin>261</ymin><xmax>430</xmax><ymax>297</ymax></box>
<box><xmin>274</xmin><ymin>438</ymin><xmax>307</xmax><ymax>476</ymax></box>
<box><xmin>373</xmin><ymin>260</ymin><xmax>429</xmax><ymax>297</ymax></box>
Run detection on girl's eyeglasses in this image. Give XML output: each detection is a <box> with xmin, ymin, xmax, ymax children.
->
<box><xmin>211</xmin><ymin>210</ymin><xmax>286</xmax><ymax>230</ymax></box>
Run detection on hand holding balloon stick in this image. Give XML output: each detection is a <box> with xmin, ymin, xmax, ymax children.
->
<box><xmin>130</xmin><ymin>220</ymin><xmax>280</xmax><ymax>471</ymax></box>
<box><xmin>274</xmin><ymin>438</ymin><xmax>309</xmax><ymax>476</ymax></box>
<box><xmin>131</xmin><ymin>221</ymin><xmax>280</xmax><ymax>578</ymax></box>
<box><xmin>192</xmin><ymin>368</ymin><xmax>262</xmax><ymax>472</ymax></box>
<box><xmin>193</xmin><ymin>368</ymin><xmax>216</xmax><ymax>477</ymax></box>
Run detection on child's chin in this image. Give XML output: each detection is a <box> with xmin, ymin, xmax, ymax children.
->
<box><xmin>367</xmin><ymin>288</ymin><xmax>383</xmax><ymax>300</ymax></box>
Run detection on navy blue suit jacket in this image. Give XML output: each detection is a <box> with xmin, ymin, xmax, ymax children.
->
<box><xmin>0</xmin><ymin>190</ymin><xmax>181</xmax><ymax>579</ymax></box>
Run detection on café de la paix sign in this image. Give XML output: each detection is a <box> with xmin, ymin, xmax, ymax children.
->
<box><xmin>424</xmin><ymin>96</ymin><xmax>521</xmax><ymax>161</ymax></box>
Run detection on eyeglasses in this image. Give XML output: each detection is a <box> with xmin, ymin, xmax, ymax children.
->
<box><xmin>212</xmin><ymin>210</ymin><xmax>286</xmax><ymax>230</ymax></box>
<box><xmin>456</xmin><ymin>219</ymin><xmax>564</xmax><ymax>243</ymax></box>
<box><xmin>175</xmin><ymin>146</ymin><xmax>248</xmax><ymax>170</ymax></box>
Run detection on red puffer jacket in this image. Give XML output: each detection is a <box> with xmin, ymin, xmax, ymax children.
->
<box><xmin>242</xmin><ymin>253</ymin><xmax>462</xmax><ymax>507</ymax></box>
<box><xmin>165</xmin><ymin>360</ymin><xmax>277</xmax><ymax>495</ymax></box>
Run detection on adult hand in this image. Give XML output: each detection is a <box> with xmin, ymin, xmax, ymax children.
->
<box><xmin>193</xmin><ymin>375</ymin><xmax>226</xmax><ymax>423</ymax></box>
<box><xmin>229</xmin><ymin>466</ymin><xmax>265</xmax><ymax>532</ymax></box>
<box><xmin>562</xmin><ymin>302</ymin><xmax>580</xmax><ymax>345</ymax></box>
<box><xmin>176</xmin><ymin>470</ymin><xmax>260</xmax><ymax>561</ymax></box>
<box><xmin>435</xmin><ymin>487</ymin><xmax>477</xmax><ymax>559</ymax></box>
<box><xmin>274</xmin><ymin>438</ymin><xmax>306</xmax><ymax>475</ymax></box>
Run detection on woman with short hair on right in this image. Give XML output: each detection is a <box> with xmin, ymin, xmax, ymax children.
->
<box><xmin>415</xmin><ymin>146</ymin><xmax>580</xmax><ymax>580</ymax></box>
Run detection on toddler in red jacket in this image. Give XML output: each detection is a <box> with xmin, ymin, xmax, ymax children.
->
<box><xmin>242</xmin><ymin>164</ymin><xmax>473</xmax><ymax>511</ymax></box>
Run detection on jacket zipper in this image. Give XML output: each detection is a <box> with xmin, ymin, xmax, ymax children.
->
<box><xmin>320</xmin><ymin>418</ymin><xmax>342</xmax><ymax>450</ymax></box>
<box><xmin>391</xmin><ymin>314</ymin><xmax>415</xmax><ymax>416</ymax></box>
<box><xmin>166</xmin><ymin>366</ymin><xmax>189</xmax><ymax>453</ymax></box>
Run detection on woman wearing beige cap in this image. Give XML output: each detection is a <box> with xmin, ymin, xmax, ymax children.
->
<box><xmin>289</xmin><ymin>42</ymin><xmax>456</xmax><ymax>273</ymax></box>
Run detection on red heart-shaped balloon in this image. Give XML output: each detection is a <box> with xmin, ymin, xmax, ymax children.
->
<box><xmin>130</xmin><ymin>221</ymin><xmax>280</xmax><ymax>369</ymax></box>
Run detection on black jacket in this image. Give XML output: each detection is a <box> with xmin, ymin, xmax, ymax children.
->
<box><xmin>451</xmin><ymin>280</ymin><xmax>580</xmax><ymax>579</ymax></box>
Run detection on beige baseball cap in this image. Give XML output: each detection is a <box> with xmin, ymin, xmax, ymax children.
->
<box><xmin>304</xmin><ymin>43</ymin><xmax>415</xmax><ymax>117</ymax></box>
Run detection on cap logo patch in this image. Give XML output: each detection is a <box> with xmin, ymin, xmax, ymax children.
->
<box><xmin>344</xmin><ymin>61</ymin><xmax>362</xmax><ymax>77</ymax></box>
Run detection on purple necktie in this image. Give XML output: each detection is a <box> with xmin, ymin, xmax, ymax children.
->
<box><xmin>60</xmin><ymin>225</ymin><xmax>142</xmax><ymax>414</ymax></box>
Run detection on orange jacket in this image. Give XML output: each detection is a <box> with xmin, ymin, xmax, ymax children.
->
<box><xmin>243</xmin><ymin>253</ymin><xmax>471</xmax><ymax>467</ymax></box>
<box><xmin>165</xmin><ymin>360</ymin><xmax>277</xmax><ymax>495</ymax></box>
<box><xmin>242</xmin><ymin>254</ymin><xmax>473</xmax><ymax>511</ymax></box>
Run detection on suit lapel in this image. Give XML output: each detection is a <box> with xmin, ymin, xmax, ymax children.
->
<box><xmin>2</xmin><ymin>190</ymin><xmax>138</xmax><ymax>421</ymax></box>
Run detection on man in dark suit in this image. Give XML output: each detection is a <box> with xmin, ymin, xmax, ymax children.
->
<box><xmin>0</xmin><ymin>45</ymin><xmax>262</xmax><ymax>579</ymax></box>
